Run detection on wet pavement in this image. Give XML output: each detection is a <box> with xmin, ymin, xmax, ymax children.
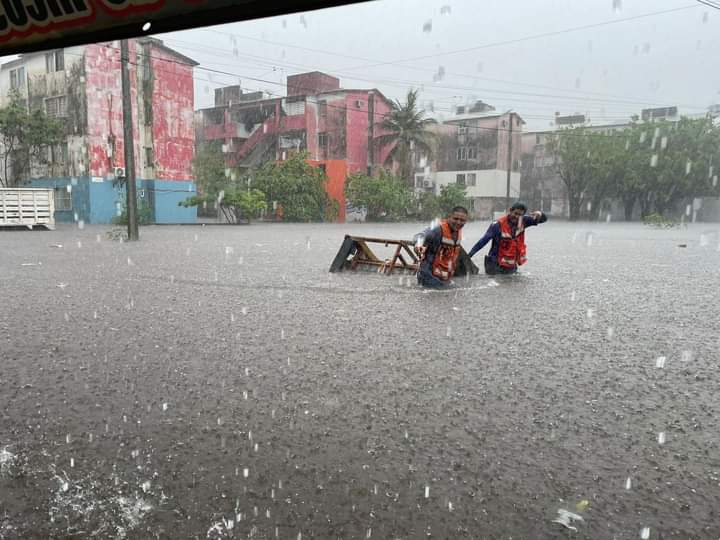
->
<box><xmin>1</xmin><ymin>220</ymin><xmax>719</xmax><ymax>539</ymax></box>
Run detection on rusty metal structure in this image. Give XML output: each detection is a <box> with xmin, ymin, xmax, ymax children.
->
<box><xmin>329</xmin><ymin>235</ymin><xmax>479</xmax><ymax>276</ymax></box>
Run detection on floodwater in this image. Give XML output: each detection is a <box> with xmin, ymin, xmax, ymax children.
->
<box><xmin>1</xmin><ymin>220</ymin><xmax>719</xmax><ymax>539</ymax></box>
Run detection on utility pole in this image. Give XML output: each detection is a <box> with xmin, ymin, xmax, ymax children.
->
<box><xmin>120</xmin><ymin>39</ymin><xmax>139</xmax><ymax>241</ymax></box>
<box><xmin>505</xmin><ymin>112</ymin><xmax>513</xmax><ymax>209</ymax></box>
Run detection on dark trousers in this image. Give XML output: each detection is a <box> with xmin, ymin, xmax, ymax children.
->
<box><xmin>417</xmin><ymin>267</ymin><xmax>453</xmax><ymax>289</ymax></box>
<box><xmin>484</xmin><ymin>256</ymin><xmax>517</xmax><ymax>275</ymax></box>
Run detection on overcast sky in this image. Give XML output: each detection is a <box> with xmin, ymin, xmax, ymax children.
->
<box><xmin>152</xmin><ymin>0</ymin><xmax>719</xmax><ymax>130</ymax></box>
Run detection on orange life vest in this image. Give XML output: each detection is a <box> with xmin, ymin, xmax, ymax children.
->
<box><xmin>431</xmin><ymin>220</ymin><xmax>462</xmax><ymax>281</ymax></box>
<box><xmin>497</xmin><ymin>215</ymin><xmax>527</xmax><ymax>269</ymax></box>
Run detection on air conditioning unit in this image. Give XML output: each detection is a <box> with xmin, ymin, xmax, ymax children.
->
<box><xmin>114</xmin><ymin>167</ymin><xmax>125</xmax><ymax>178</ymax></box>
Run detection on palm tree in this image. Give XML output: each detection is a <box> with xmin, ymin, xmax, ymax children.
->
<box><xmin>374</xmin><ymin>89</ymin><xmax>436</xmax><ymax>186</ymax></box>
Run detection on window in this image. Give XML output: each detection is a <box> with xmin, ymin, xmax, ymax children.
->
<box><xmin>145</xmin><ymin>147</ymin><xmax>154</xmax><ymax>167</ymax></box>
<box><xmin>456</xmin><ymin>173</ymin><xmax>466</xmax><ymax>185</ymax></box>
<box><xmin>54</xmin><ymin>187</ymin><xmax>72</xmax><ymax>211</ymax></box>
<box><xmin>415</xmin><ymin>175</ymin><xmax>424</xmax><ymax>188</ymax></box>
<box><xmin>318</xmin><ymin>163</ymin><xmax>327</xmax><ymax>174</ymax></box>
<box><xmin>466</xmin><ymin>173</ymin><xmax>477</xmax><ymax>186</ymax></box>
<box><xmin>318</xmin><ymin>132</ymin><xmax>328</xmax><ymax>149</ymax></box>
<box><xmin>45</xmin><ymin>96</ymin><xmax>67</xmax><ymax>117</ymax></box>
<box><xmin>536</xmin><ymin>134</ymin><xmax>541</xmax><ymax>144</ymax></box>
<box><xmin>318</xmin><ymin>101</ymin><xmax>327</xmax><ymax>117</ymax></box>
<box><xmin>456</xmin><ymin>147</ymin><xmax>467</xmax><ymax>160</ymax></box>
<box><xmin>9</xmin><ymin>67</ymin><xmax>25</xmax><ymax>89</ymax></box>
<box><xmin>46</xmin><ymin>50</ymin><xmax>65</xmax><ymax>72</ymax></box>
<box><xmin>467</xmin><ymin>147</ymin><xmax>478</xmax><ymax>160</ymax></box>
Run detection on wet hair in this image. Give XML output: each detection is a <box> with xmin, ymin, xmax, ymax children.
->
<box><xmin>510</xmin><ymin>201</ymin><xmax>527</xmax><ymax>212</ymax></box>
<box><xmin>450</xmin><ymin>206</ymin><xmax>469</xmax><ymax>215</ymax></box>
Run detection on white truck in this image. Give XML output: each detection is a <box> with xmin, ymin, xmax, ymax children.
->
<box><xmin>0</xmin><ymin>188</ymin><xmax>55</xmax><ymax>230</ymax></box>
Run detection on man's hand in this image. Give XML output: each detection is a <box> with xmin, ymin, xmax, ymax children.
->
<box><xmin>531</xmin><ymin>210</ymin><xmax>543</xmax><ymax>220</ymax></box>
<box><xmin>415</xmin><ymin>245</ymin><xmax>427</xmax><ymax>259</ymax></box>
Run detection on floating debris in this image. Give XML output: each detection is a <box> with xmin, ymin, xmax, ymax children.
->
<box><xmin>552</xmin><ymin>509</ymin><xmax>585</xmax><ymax>531</ymax></box>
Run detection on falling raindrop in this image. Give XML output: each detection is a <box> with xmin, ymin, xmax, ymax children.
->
<box><xmin>423</xmin><ymin>20</ymin><xmax>432</xmax><ymax>33</ymax></box>
<box><xmin>570</xmin><ymin>291</ymin><xmax>576</xmax><ymax>302</ymax></box>
<box><xmin>686</xmin><ymin>204</ymin><xmax>692</xmax><ymax>217</ymax></box>
<box><xmin>625</xmin><ymin>140</ymin><xmax>630</xmax><ymax>150</ymax></box>
<box><xmin>446</xmin><ymin>326</ymin><xmax>452</xmax><ymax>338</ymax></box>
<box><xmin>306</xmin><ymin>236</ymin><xmax>311</xmax><ymax>250</ymax></box>
<box><xmin>657</xmin><ymin>432</ymin><xmax>666</xmax><ymax>445</ymax></box>
<box><xmin>127</xmin><ymin>257</ymin><xmax>133</xmax><ymax>266</ymax></box>
<box><xmin>241</xmin><ymin>307</ymin><xmax>248</xmax><ymax>315</ymax></box>
<box><xmin>641</xmin><ymin>526</ymin><xmax>651</xmax><ymax>539</ymax></box>
<box><xmin>586</xmin><ymin>308</ymin><xmax>594</xmax><ymax>319</ymax></box>
<box><xmin>650</xmin><ymin>154</ymin><xmax>658</xmax><ymax>167</ymax></box>
<box><xmin>243</xmin><ymin>468</ymin><xmax>249</xmax><ymax>478</ymax></box>
<box><xmin>686</xmin><ymin>161</ymin><xmax>692</xmax><ymax>175</ymax></box>
<box><xmin>612</xmin><ymin>0</ymin><xmax>622</xmax><ymax>13</ymax></box>
<box><xmin>703</xmin><ymin>11</ymin><xmax>709</xmax><ymax>23</ymax></box>
<box><xmin>78</xmin><ymin>220</ymin><xmax>85</xmax><ymax>230</ymax></box>
<box><xmin>424</xmin><ymin>486</ymin><xmax>430</xmax><ymax>498</ymax></box>
<box><xmin>440</xmin><ymin>5</ymin><xmax>451</xmax><ymax>15</ymax></box>
<box><xmin>77</xmin><ymin>241</ymin><xmax>82</xmax><ymax>248</ymax></box>
<box><xmin>606</xmin><ymin>327</ymin><xmax>614</xmax><ymax>339</ymax></box>
<box><xmin>656</xmin><ymin>356</ymin><xmax>666</xmax><ymax>368</ymax></box>
<box><xmin>639</xmin><ymin>131</ymin><xmax>647</xmax><ymax>143</ymax></box>
<box><xmin>585</xmin><ymin>231</ymin><xmax>594</xmax><ymax>246</ymax></box>
<box><xmin>642</xmin><ymin>42</ymin><xmax>651</xmax><ymax>54</ymax></box>
<box><xmin>680</xmin><ymin>350</ymin><xmax>693</xmax><ymax>362</ymax></box>
<box><xmin>625</xmin><ymin>477</ymin><xmax>632</xmax><ymax>490</ymax></box>
<box><xmin>575</xmin><ymin>77</ymin><xmax>581</xmax><ymax>89</ymax></box>
<box><xmin>713</xmin><ymin>175</ymin><xmax>718</xmax><ymax>187</ymax></box>
<box><xmin>660</xmin><ymin>136</ymin><xmax>668</xmax><ymax>150</ymax></box>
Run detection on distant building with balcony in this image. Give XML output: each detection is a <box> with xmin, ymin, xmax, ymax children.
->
<box><xmin>0</xmin><ymin>38</ymin><xmax>198</xmax><ymax>224</ymax></box>
<box><xmin>195</xmin><ymin>71</ymin><xmax>394</xmax><ymax>222</ymax></box>
<box><xmin>413</xmin><ymin>102</ymin><xmax>524</xmax><ymax>219</ymax></box>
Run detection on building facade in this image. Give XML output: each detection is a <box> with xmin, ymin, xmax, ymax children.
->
<box><xmin>413</xmin><ymin>102</ymin><xmax>524</xmax><ymax>219</ymax></box>
<box><xmin>0</xmin><ymin>38</ymin><xmax>197</xmax><ymax>224</ymax></box>
<box><xmin>196</xmin><ymin>71</ymin><xmax>393</xmax><ymax>222</ymax></box>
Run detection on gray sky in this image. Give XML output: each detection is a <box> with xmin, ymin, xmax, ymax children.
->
<box><xmin>156</xmin><ymin>0</ymin><xmax>719</xmax><ymax>130</ymax></box>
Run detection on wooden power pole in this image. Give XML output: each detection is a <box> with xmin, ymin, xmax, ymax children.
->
<box><xmin>120</xmin><ymin>39</ymin><xmax>139</xmax><ymax>241</ymax></box>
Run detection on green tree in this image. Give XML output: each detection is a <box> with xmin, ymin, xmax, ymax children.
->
<box><xmin>546</xmin><ymin>127</ymin><xmax>595</xmax><ymax>221</ymax></box>
<box><xmin>345</xmin><ymin>169</ymin><xmax>413</xmax><ymax>221</ymax></box>
<box><xmin>436</xmin><ymin>183</ymin><xmax>470</xmax><ymax>216</ymax></box>
<box><xmin>193</xmin><ymin>141</ymin><xmax>227</xmax><ymax>198</ymax></box>
<box><xmin>251</xmin><ymin>151</ymin><xmax>337</xmax><ymax>222</ymax></box>
<box><xmin>0</xmin><ymin>92</ymin><xmax>64</xmax><ymax>187</ymax></box>
<box><xmin>374</xmin><ymin>89</ymin><xmax>436</xmax><ymax>186</ymax></box>
<box><xmin>180</xmin><ymin>187</ymin><xmax>267</xmax><ymax>223</ymax></box>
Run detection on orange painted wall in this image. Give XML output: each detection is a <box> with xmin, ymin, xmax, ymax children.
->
<box><xmin>307</xmin><ymin>159</ymin><xmax>348</xmax><ymax>222</ymax></box>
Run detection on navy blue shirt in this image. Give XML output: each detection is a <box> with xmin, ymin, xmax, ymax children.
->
<box><xmin>468</xmin><ymin>213</ymin><xmax>547</xmax><ymax>260</ymax></box>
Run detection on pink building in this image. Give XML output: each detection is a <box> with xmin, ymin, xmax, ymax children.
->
<box><xmin>196</xmin><ymin>71</ymin><xmax>394</xmax><ymax>221</ymax></box>
<box><xmin>0</xmin><ymin>37</ymin><xmax>197</xmax><ymax>223</ymax></box>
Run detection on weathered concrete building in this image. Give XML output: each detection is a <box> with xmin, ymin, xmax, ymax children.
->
<box><xmin>196</xmin><ymin>71</ymin><xmax>394</xmax><ymax>222</ymax></box>
<box><xmin>413</xmin><ymin>102</ymin><xmax>524</xmax><ymax>219</ymax></box>
<box><xmin>0</xmin><ymin>38</ymin><xmax>197</xmax><ymax>224</ymax></box>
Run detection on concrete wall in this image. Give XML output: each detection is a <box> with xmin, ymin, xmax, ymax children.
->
<box><xmin>431</xmin><ymin>169</ymin><xmax>521</xmax><ymax>198</ymax></box>
<box><xmin>149</xmin><ymin>44</ymin><xmax>195</xmax><ymax>181</ymax></box>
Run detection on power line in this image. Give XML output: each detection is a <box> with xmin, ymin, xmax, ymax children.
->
<box><xmin>331</xmin><ymin>5</ymin><xmax>702</xmax><ymax>71</ymax></box>
<box><xmin>161</xmin><ymin>34</ymin><xmax>703</xmax><ymax>112</ymax></box>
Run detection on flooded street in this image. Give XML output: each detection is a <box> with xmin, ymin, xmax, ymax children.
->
<box><xmin>1</xmin><ymin>221</ymin><xmax>719</xmax><ymax>539</ymax></box>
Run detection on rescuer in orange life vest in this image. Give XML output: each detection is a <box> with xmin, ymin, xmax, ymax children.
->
<box><xmin>468</xmin><ymin>201</ymin><xmax>547</xmax><ymax>275</ymax></box>
<box><xmin>413</xmin><ymin>206</ymin><xmax>468</xmax><ymax>288</ymax></box>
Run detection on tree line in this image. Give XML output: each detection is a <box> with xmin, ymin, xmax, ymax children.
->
<box><xmin>547</xmin><ymin>117</ymin><xmax>720</xmax><ymax>221</ymax></box>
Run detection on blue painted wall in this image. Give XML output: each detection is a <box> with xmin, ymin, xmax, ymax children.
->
<box><xmin>151</xmin><ymin>179</ymin><xmax>197</xmax><ymax>224</ymax></box>
<box><xmin>29</xmin><ymin>177</ymin><xmax>90</xmax><ymax>224</ymax></box>
<box><xmin>29</xmin><ymin>176</ymin><xmax>197</xmax><ymax>224</ymax></box>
